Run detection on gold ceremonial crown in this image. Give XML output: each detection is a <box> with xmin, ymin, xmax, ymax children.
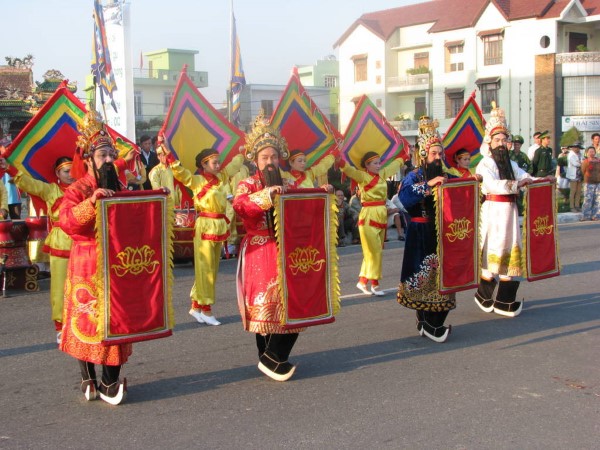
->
<box><xmin>76</xmin><ymin>110</ymin><xmax>114</xmax><ymax>159</ymax></box>
<box><xmin>484</xmin><ymin>101</ymin><xmax>509</xmax><ymax>143</ymax></box>
<box><xmin>243</xmin><ymin>110</ymin><xmax>289</xmax><ymax>161</ymax></box>
<box><xmin>416</xmin><ymin>116</ymin><xmax>442</xmax><ymax>164</ymax></box>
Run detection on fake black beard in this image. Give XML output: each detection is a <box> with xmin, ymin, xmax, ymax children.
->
<box><xmin>423</xmin><ymin>159</ymin><xmax>443</xmax><ymax>181</ymax></box>
<box><xmin>259</xmin><ymin>163</ymin><xmax>282</xmax><ymax>238</ymax></box>
<box><xmin>261</xmin><ymin>163</ymin><xmax>283</xmax><ymax>187</ymax></box>
<box><xmin>490</xmin><ymin>145</ymin><xmax>515</xmax><ymax>181</ymax></box>
<box><xmin>95</xmin><ymin>162</ymin><xmax>120</xmax><ymax>191</ymax></box>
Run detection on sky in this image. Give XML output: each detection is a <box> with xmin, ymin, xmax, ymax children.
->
<box><xmin>1</xmin><ymin>0</ymin><xmax>425</xmax><ymax>107</ymax></box>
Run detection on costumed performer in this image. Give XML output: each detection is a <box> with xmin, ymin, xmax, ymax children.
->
<box><xmin>282</xmin><ymin>149</ymin><xmax>335</xmax><ymax>190</ymax></box>
<box><xmin>397</xmin><ymin>116</ymin><xmax>455</xmax><ymax>342</ymax></box>
<box><xmin>59</xmin><ymin>110</ymin><xmax>130</xmax><ymax>405</ymax></box>
<box><xmin>233</xmin><ymin>113</ymin><xmax>301</xmax><ymax>382</ymax></box>
<box><xmin>338</xmin><ymin>151</ymin><xmax>403</xmax><ymax>296</ymax></box>
<box><xmin>474</xmin><ymin>104</ymin><xmax>554</xmax><ymax>317</ymax></box>
<box><xmin>161</xmin><ymin>138</ymin><xmax>244</xmax><ymax>326</ymax></box>
<box><xmin>148</xmin><ymin>143</ymin><xmax>182</xmax><ymax>206</ymax></box>
<box><xmin>0</xmin><ymin>156</ymin><xmax>74</xmax><ymax>343</ymax></box>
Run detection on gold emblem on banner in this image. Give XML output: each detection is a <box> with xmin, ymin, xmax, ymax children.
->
<box><xmin>532</xmin><ymin>215</ymin><xmax>553</xmax><ymax>236</ymax></box>
<box><xmin>288</xmin><ymin>245</ymin><xmax>325</xmax><ymax>275</ymax></box>
<box><xmin>445</xmin><ymin>217</ymin><xmax>473</xmax><ymax>242</ymax></box>
<box><xmin>111</xmin><ymin>245</ymin><xmax>160</xmax><ymax>277</ymax></box>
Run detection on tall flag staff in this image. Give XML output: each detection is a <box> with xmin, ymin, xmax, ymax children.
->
<box><xmin>91</xmin><ymin>0</ymin><xmax>118</xmax><ymax>116</ymax></box>
<box><xmin>229</xmin><ymin>1</ymin><xmax>246</xmax><ymax>128</ymax></box>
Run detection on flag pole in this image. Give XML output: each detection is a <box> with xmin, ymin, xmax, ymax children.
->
<box><xmin>228</xmin><ymin>0</ymin><xmax>233</xmax><ymax>123</ymax></box>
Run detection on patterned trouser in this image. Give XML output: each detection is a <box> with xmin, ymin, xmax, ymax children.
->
<box><xmin>581</xmin><ymin>183</ymin><xmax>600</xmax><ymax>220</ymax></box>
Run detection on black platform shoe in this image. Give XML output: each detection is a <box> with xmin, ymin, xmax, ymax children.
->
<box><xmin>474</xmin><ymin>277</ymin><xmax>498</xmax><ymax>313</ymax></box>
<box><xmin>493</xmin><ymin>280</ymin><xmax>522</xmax><ymax>317</ymax></box>
<box><xmin>258</xmin><ymin>352</ymin><xmax>296</xmax><ymax>382</ymax></box>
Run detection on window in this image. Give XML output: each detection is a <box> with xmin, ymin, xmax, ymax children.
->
<box><xmin>414</xmin><ymin>97</ymin><xmax>426</xmax><ymax>118</ymax></box>
<box><xmin>163</xmin><ymin>91</ymin><xmax>173</xmax><ymax>113</ymax></box>
<box><xmin>476</xmin><ymin>78</ymin><xmax>500</xmax><ymax>113</ymax></box>
<box><xmin>261</xmin><ymin>99</ymin><xmax>274</xmax><ymax>117</ymax></box>
<box><xmin>353</xmin><ymin>56</ymin><xmax>367</xmax><ymax>82</ymax></box>
<box><xmin>445</xmin><ymin>89</ymin><xmax>464</xmax><ymax>118</ymax></box>
<box><xmin>563</xmin><ymin>76</ymin><xmax>600</xmax><ymax>115</ymax></box>
<box><xmin>482</xmin><ymin>33</ymin><xmax>503</xmax><ymax>65</ymax></box>
<box><xmin>414</xmin><ymin>52</ymin><xmax>429</xmax><ymax>70</ymax></box>
<box><xmin>324</xmin><ymin>75</ymin><xmax>337</xmax><ymax>88</ymax></box>
<box><xmin>445</xmin><ymin>41</ymin><xmax>464</xmax><ymax>72</ymax></box>
<box><xmin>134</xmin><ymin>90</ymin><xmax>142</xmax><ymax>119</ymax></box>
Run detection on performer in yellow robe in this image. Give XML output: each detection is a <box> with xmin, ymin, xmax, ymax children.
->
<box><xmin>339</xmin><ymin>152</ymin><xmax>403</xmax><ymax>295</ymax></box>
<box><xmin>148</xmin><ymin>144</ymin><xmax>182</xmax><ymax>206</ymax></box>
<box><xmin>282</xmin><ymin>149</ymin><xmax>335</xmax><ymax>189</ymax></box>
<box><xmin>163</xmin><ymin>143</ymin><xmax>244</xmax><ymax>325</ymax></box>
<box><xmin>0</xmin><ymin>156</ymin><xmax>74</xmax><ymax>343</ymax></box>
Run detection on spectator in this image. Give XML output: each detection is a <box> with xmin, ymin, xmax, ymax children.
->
<box><xmin>591</xmin><ymin>133</ymin><xmax>600</xmax><ymax>152</ymax></box>
<box><xmin>531</xmin><ymin>130</ymin><xmax>553</xmax><ymax>177</ymax></box>
<box><xmin>335</xmin><ymin>190</ymin><xmax>358</xmax><ymax>247</ymax></box>
<box><xmin>580</xmin><ymin>147</ymin><xmax>600</xmax><ymax>221</ymax></box>
<box><xmin>555</xmin><ymin>146</ymin><xmax>570</xmax><ymax>200</ymax></box>
<box><xmin>138</xmin><ymin>135</ymin><xmax>159</xmax><ymax>190</ymax></box>
<box><xmin>348</xmin><ymin>187</ymin><xmax>362</xmax><ymax>244</ymax></box>
<box><xmin>566</xmin><ymin>141</ymin><xmax>583</xmax><ymax>212</ymax></box>
<box><xmin>3</xmin><ymin>172</ymin><xmax>22</xmax><ymax>219</ymax></box>
<box><xmin>389</xmin><ymin>186</ymin><xmax>407</xmax><ymax>240</ymax></box>
<box><xmin>527</xmin><ymin>131</ymin><xmax>542</xmax><ymax>160</ymax></box>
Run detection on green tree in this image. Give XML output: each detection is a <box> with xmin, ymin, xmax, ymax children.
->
<box><xmin>560</xmin><ymin>126</ymin><xmax>583</xmax><ymax>147</ymax></box>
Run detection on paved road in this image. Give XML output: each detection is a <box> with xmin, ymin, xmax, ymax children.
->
<box><xmin>0</xmin><ymin>221</ymin><xmax>598</xmax><ymax>449</ymax></box>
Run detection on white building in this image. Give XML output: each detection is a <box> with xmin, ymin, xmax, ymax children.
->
<box><xmin>335</xmin><ymin>0</ymin><xmax>600</xmax><ymax>148</ymax></box>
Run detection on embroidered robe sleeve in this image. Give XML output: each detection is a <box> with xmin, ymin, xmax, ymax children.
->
<box><xmin>59</xmin><ymin>184</ymin><xmax>96</xmax><ymax>236</ymax></box>
<box><xmin>399</xmin><ymin>170</ymin><xmax>429</xmax><ymax>208</ymax></box>
<box><xmin>233</xmin><ymin>179</ymin><xmax>273</xmax><ymax>219</ymax></box>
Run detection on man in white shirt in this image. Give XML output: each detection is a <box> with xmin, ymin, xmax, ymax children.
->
<box><xmin>566</xmin><ymin>141</ymin><xmax>583</xmax><ymax>211</ymax></box>
<box><xmin>527</xmin><ymin>131</ymin><xmax>542</xmax><ymax>160</ymax></box>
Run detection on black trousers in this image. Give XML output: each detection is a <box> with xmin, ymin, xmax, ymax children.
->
<box><xmin>255</xmin><ymin>333</ymin><xmax>299</xmax><ymax>362</ymax></box>
<box><xmin>78</xmin><ymin>359</ymin><xmax>121</xmax><ymax>386</ymax></box>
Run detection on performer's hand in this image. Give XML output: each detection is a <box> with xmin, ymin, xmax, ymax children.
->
<box><xmin>0</xmin><ymin>208</ymin><xmax>8</xmax><ymax>220</ymax></box>
<box><xmin>473</xmin><ymin>174</ymin><xmax>483</xmax><ymax>182</ymax></box>
<box><xmin>545</xmin><ymin>175</ymin><xmax>556</xmax><ymax>183</ymax></box>
<box><xmin>427</xmin><ymin>176</ymin><xmax>445</xmax><ymax>187</ymax></box>
<box><xmin>517</xmin><ymin>179</ymin><xmax>531</xmax><ymax>188</ymax></box>
<box><xmin>91</xmin><ymin>188</ymin><xmax>115</xmax><ymax>204</ymax></box>
<box><xmin>321</xmin><ymin>184</ymin><xmax>334</xmax><ymax>194</ymax></box>
<box><xmin>268</xmin><ymin>185</ymin><xmax>284</xmax><ymax>199</ymax></box>
<box><xmin>160</xmin><ymin>187</ymin><xmax>171</xmax><ymax>195</ymax></box>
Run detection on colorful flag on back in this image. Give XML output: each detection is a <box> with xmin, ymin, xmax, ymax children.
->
<box><xmin>230</xmin><ymin>10</ymin><xmax>246</xmax><ymax>127</ymax></box>
<box><xmin>3</xmin><ymin>82</ymin><xmax>135</xmax><ymax>212</ymax></box>
<box><xmin>340</xmin><ymin>95</ymin><xmax>410</xmax><ymax>169</ymax></box>
<box><xmin>92</xmin><ymin>0</ymin><xmax>118</xmax><ymax>112</ymax></box>
<box><xmin>270</xmin><ymin>68</ymin><xmax>343</xmax><ymax>171</ymax></box>
<box><xmin>442</xmin><ymin>91</ymin><xmax>485</xmax><ymax>168</ymax></box>
<box><xmin>161</xmin><ymin>67</ymin><xmax>244</xmax><ymax>173</ymax></box>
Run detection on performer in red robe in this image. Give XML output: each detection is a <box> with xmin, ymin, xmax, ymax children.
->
<box><xmin>233</xmin><ymin>113</ymin><xmax>303</xmax><ymax>382</ymax></box>
<box><xmin>59</xmin><ymin>110</ymin><xmax>130</xmax><ymax>405</ymax></box>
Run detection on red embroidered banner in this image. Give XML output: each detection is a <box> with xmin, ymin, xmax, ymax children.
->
<box><xmin>96</xmin><ymin>190</ymin><xmax>174</xmax><ymax>344</ymax></box>
<box><xmin>436</xmin><ymin>179</ymin><xmax>480</xmax><ymax>294</ymax></box>
<box><xmin>525</xmin><ymin>181</ymin><xmax>560</xmax><ymax>281</ymax></box>
<box><xmin>274</xmin><ymin>189</ymin><xmax>340</xmax><ymax>329</ymax></box>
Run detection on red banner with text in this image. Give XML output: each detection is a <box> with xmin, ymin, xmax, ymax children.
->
<box><xmin>275</xmin><ymin>189</ymin><xmax>340</xmax><ymax>329</ymax></box>
<box><xmin>96</xmin><ymin>191</ymin><xmax>174</xmax><ymax>345</ymax></box>
<box><xmin>436</xmin><ymin>179</ymin><xmax>480</xmax><ymax>294</ymax></box>
<box><xmin>525</xmin><ymin>181</ymin><xmax>560</xmax><ymax>281</ymax></box>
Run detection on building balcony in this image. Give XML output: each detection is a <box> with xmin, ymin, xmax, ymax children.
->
<box><xmin>133</xmin><ymin>68</ymin><xmax>208</xmax><ymax>87</ymax></box>
<box><xmin>556</xmin><ymin>52</ymin><xmax>600</xmax><ymax>76</ymax></box>
<box><xmin>389</xmin><ymin>119</ymin><xmax>419</xmax><ymax>132</ymax></box>
<box><xmin>387</xmin><ymin>72</ymin><xmax>431</xmax><ymax>93</ymax></box>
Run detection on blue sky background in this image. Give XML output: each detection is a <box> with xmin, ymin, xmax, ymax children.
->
<box><xmin>2</xmin><ymin>0</ymin><xmax>423</xmax><ymax>105</ymax></box>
